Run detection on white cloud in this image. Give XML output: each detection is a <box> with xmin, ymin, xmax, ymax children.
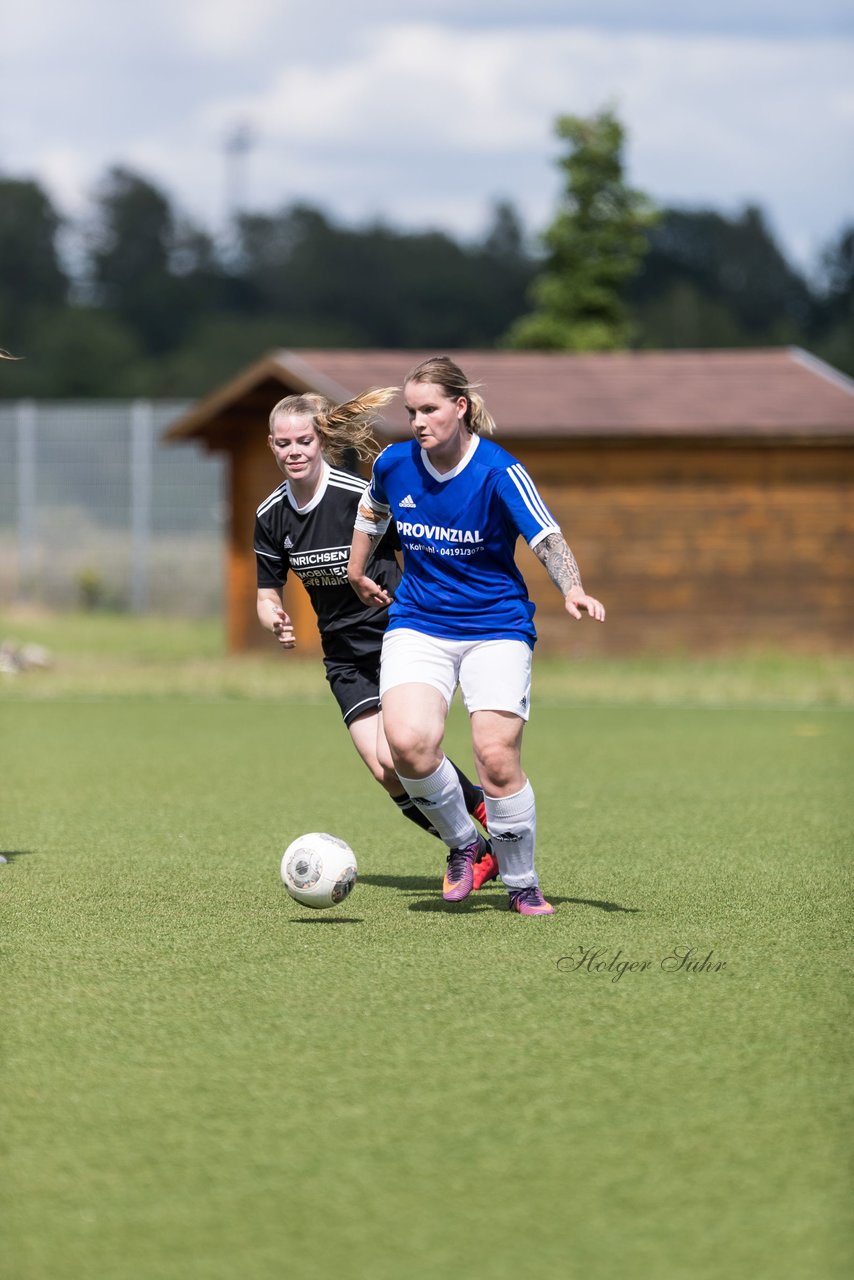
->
<box><xmin>189</xmin><ymin>25</ymin><xmax>853</xmax><ymax>264</ymax></box>
<box><xmin>1</xmin><ymin>7</ymin><xmax>851</xmax><ymax>271</ymax></box>
<box><xmin>201</xmin><ymin>23</ymin><xmax>546</xmax><ymax>150</ymax></box>
<box><xmin>36</xmin><ymin>149</ymin><xmax>94</xmax><ymax>219</ymax></box>
<box><xmin>170</xmin><ymin>0</ymin><xmax>284</xmax><ymax>56</ymax></box>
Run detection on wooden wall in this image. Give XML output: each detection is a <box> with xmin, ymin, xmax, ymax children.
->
<box><xmin>510</xmin><ymin>439</ymin><xmax>854</xmax><ymax>655</ymax></box>
<box><xmin>225</xmin><ymin>430</ymin><xmax>854</xmax><ymax>656</ymax></box>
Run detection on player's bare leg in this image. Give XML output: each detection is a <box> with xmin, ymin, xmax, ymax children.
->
<box><xmin>382</xmin><ymin>683</ymin><xmax>488</xmax><ymax>901</ymax></box>
<box><xmin>348</xmin><ymin>707</ymin><xmax>484</xmax><ymax>844</ymax></box>
<box><xmin>470</xmin><ymin>710</ymin><xmax>553</xmax><ymax>915</ymax></box>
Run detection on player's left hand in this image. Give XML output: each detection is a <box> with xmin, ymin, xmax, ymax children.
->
<box><xmin>565</xmin><ymin>587</ymin><xmax>605</xmax><ymax>622</ymax></box>
<box><xmin>349</xmin><ymin>574</ymin><xmax>393</xmax><ymax>609</ymax></box>
<box><xmin>271</xmin><ymin>605</ymin><xmax>296</xmax><ymax>648</ymax></box>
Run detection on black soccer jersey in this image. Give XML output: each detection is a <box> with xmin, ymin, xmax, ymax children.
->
<box><xmin>254</xmin><ymin>462</ymin><xmax>401</xmax><ymax>649</ymax></box>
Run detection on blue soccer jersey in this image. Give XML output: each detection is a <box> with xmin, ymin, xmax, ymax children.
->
<box><xmin>363</xmin><ymin>435</ymin><xmax>560</xmax><ymax>647</ymax></box>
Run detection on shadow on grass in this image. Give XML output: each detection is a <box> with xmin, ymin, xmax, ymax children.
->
<box><xmin>0</xmin><ymin>849</ymin><xmax>33</xmax><ymax>863</ymax></box>
<box><xmin>360</xmin><ymin>876</ymin><xmax>639</xmax><ymax>915</ymax></box>
<box><xmin>408</xmin><ymin>897</ymin><xmax>497</xmax><ymax>914</ymax></box>
<box><xmin>564</xmin><ymin>898</ymin><xmax>640</xmax><ymax>914</ymax></box>
<box><xmin>360</xmin><ymin>874</ymin><xmax>438</xmax><ymax>891</ymax></box>
<box><xmin>407</xmin><ymin>895</ymin><xmax>640</xmax><ymax>914</ymax></box>
<box><xmin>288</xmin><ymin>917</ymin><xmax>363</xmax><ymax>925</ymax></box>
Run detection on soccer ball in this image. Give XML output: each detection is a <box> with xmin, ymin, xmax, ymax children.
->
<box><xmin>280</xmin><ymin>832</ymin><xmax>358</xmax><ymax>910</ymax></box>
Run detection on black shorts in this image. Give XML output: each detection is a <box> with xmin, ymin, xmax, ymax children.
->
<box><xmin>321</xmin><ymin>620</ymin><xmax>385</xmax><ymax>726</ymax></box>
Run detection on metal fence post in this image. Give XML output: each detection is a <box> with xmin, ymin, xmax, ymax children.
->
<box><xmin>130</xmin><ymin>399</ymin><xmax>153</xmax><ymax>614</ymax></box>
<box><xmin>16</xmin><ymin>399</ymin><xmax>36</xmax><ymax>600</ymax></box>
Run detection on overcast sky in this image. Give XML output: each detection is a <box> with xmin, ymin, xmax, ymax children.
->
<box><xmin>3</xmin><ymin>1</ymin><xmax>852</xmax><ymax>272</ymax></box>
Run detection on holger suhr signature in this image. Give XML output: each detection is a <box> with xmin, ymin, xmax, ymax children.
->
<box><xmin>557</xmin><ymin>946</ymin><xmax>727</xmax><ymax>983</ymax></box>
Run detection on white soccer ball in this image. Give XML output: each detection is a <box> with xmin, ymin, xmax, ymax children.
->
<box><xmin>280</xmin><ymin>832</ymin><xmax>358</xmax><ymax>910</ymax></box>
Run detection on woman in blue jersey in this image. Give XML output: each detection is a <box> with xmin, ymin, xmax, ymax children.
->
<box><xmin>348</xmin><ymin>356</ymin><xmax>605</xmax><ymax>916</ymax></box>
<box><xmin>254</xmin><ymin>389</ymin><xmax>493</xmax><ymax>867</ymax></box>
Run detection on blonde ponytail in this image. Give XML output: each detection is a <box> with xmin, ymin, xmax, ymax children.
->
<box><xmin>466</xmin><ymin>389</ymin><xmax>496</xmax><ymax>437</ymax></box>
<box><xmin>317</xmin><ymin>387</ymin><xmax>398</xmax><ymax>463</ymax></box>
<box><xmin>269</xmin><ymin>387</ymin><xmax>398</xmax><ymax>465</ymax></box>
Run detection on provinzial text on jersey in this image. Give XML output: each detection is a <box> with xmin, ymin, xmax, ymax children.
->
<box><xmin>396</xmin><ymin>522</ymin><xmax>483</xmax><ymax>544</ymax></box>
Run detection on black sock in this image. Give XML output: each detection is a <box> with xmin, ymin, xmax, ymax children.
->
<box><xmin>391</xmin><ymin>793</ymin><xmax>441</xmax><ymax>838</ymax></box>
<box><xmin>449</xmin><ymin>759</ymin><xmax>484</xmax><ymax>816</ymax></box>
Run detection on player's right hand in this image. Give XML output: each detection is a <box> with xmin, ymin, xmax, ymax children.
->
<box><xmin>271</xmin><ymin>606</ymin><xmax>296</xmax><ymax>649</ymax></box>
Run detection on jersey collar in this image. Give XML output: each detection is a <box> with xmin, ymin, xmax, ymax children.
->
<box><xmin>286</xmin><ymin>460</ymin><xmax>330</xmax><ymax>513</ymax></box>
<box><xmin>420</xmin><ymin>432</ymin><xmax>480</xmax><ymax>483</ymax></box>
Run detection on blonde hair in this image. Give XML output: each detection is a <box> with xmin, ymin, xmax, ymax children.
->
<box><xmin>404</xmin><ymin>355</ymin><xmax>496</xmax><ymax>436</ymax></box>
<box><xmin>268</xmin><ymin>387</ymin><xmax>397</xmax><ymax>465</ymax></box>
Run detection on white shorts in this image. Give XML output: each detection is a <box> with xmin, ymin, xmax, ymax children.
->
<box><xmin>379</xmin><ymin>628</ymin><xmax>532</xmax><ymax>721</ymax></box>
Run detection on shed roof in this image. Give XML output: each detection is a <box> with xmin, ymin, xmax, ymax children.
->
<box><xmin>164</xmin><ymin>347</ymin><xmax>854</xmax><ymax>445</ymax></box>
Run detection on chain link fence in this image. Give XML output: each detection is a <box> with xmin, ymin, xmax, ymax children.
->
<box><xmin>0</xmin><ymin>401</ymin><xmax>225</xmax><ymax>615</ymax></box>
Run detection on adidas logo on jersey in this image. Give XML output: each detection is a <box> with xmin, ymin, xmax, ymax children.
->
<box><xmin>398</xmin><ymin>494</ymin><xmax>416</xmax><ymax>509</ymax></box>
<box><xmin>283</xmin><ymin>535</ymin><xmax>294</xmax><ymax>549</ymax></box>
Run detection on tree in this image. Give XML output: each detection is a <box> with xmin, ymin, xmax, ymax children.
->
<box><xmin>630</xmin><ymin>205</ymin><xmax>812</xmax><ymax>346</ymax></box>
<box><xmin>0</xmin><ymin>177</ymin><xmax>69</xmax><ymax>354</ymax></box>
<box><xmin>504</xmin><ymin>108</ymin><xmax>656</xmax><ymax>350</ymax></box>
<box><xmin>10</xmin><ymin>308</ymin><xmax>148</xmax><ymax>397</ymax></box>
<box><xmin>87</xmin><ymin>166</ymin><xmax>224</xmax><ymax>355</ymax></box>
<box><xmin>808</xmin><ymin>222</ymin><xmax>854</xmax><ymax>376</ymax></box>
<box><xmin>817</xmin><ymin>223</ymin><xmax>854</xmax><ymax>311</ymax></box>
<box><xmin>233</xmin><ymin>199</ymin><xmax>535</xmax><ymax>350</ymax></box>
<box><xmin>474</xmin><ymin>201</ymin><xmax>537</xmax><ymax>340</ymax></box>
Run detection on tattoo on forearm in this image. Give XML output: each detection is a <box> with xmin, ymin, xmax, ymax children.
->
<box><xmin>535</xmin><ymin>533</ymin><xmax>582</xmax><ymax>595</ymax></box>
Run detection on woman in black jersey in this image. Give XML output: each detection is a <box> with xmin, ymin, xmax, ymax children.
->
<box><xmin>253</xmin><ymin>390</ymin><xmax>496</xmax><ymax>884</ymax></box>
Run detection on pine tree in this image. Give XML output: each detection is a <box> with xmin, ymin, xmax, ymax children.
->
<box><xmin>505</xmin><ymin>108</ymin><xmax>656</xmax><ymax>350</ymax></box>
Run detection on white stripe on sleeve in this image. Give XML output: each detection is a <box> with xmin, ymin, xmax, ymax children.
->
<box><xmin>507</xmin><ymin>464</ymin><xmax>560</xmax><ymax>533</ymax></box>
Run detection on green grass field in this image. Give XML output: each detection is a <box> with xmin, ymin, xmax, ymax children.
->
<box><xmin>2</xmin><ymin>613</ymin><xmax>852</xmax><ymax>1280</ymax></box>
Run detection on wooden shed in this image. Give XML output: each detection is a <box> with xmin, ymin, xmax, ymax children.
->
<box><xmin>164</xmin><ymin>348</ymin><xmax>854</xmax><ymax>656</ymax></box>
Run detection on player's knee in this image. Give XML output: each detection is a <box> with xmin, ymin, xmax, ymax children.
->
<box><xmin>475</xmin><ymin>741</ymin><xmax>521</xmax><ymax>793</ymax></box>
<box><xmin>386</xmin><ymin>724</ymin><xmax>440</xmax><ymax>774</ymax></box>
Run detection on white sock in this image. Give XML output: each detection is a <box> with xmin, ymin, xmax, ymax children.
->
<box><xmin>397</xmin><ymin>757</ymin><xmax>478</xmax><ymax>850</ymax></box>
<box><xmin>484</xmin><ymin>782</ymin><xmax>537</xmax><ymax>888</ymax></box>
